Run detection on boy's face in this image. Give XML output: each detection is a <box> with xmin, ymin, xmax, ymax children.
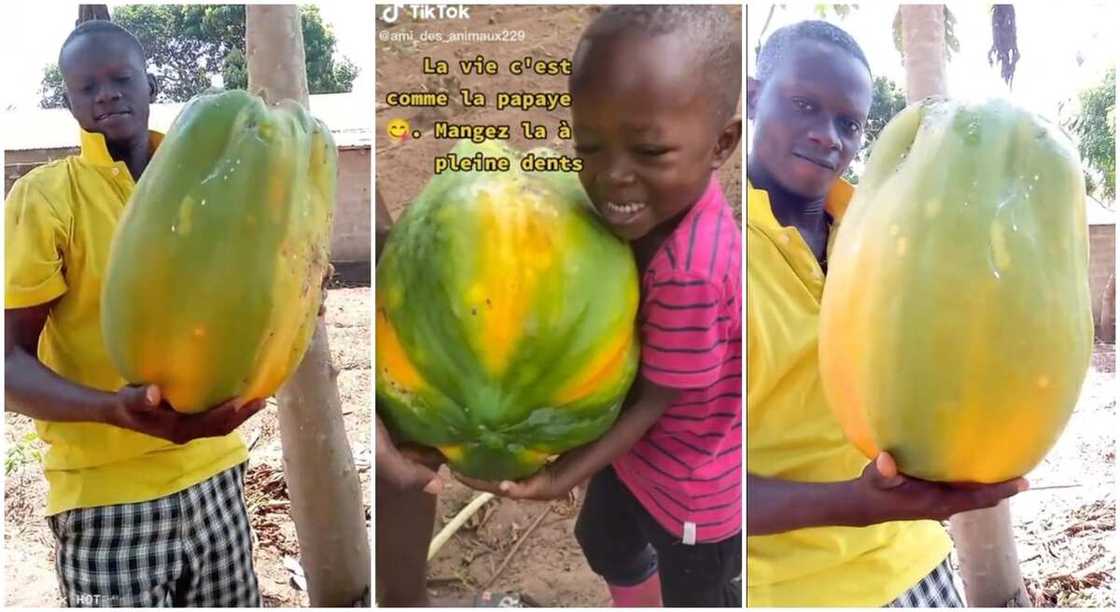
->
<box><xmin>60</xmin><ymin>33</ymin><xmax>153</xmax><ymax>145</ymax></box>
<box><xmin>747</xmin><ymin>40</ymin><xmax>872</xmax><ymax>199</ymax></box>
<box><xmin>571</xmin><ymin>32</ymin><xmax>740</xmax><ymax>242</ymax></box>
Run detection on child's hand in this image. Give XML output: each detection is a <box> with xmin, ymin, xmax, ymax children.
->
<box><xmin>375</xmin><ymin>416</ymin><xmax>445</xmax><ymax>495</ymax></box>
<box><xmin>109</xmin><ymin>384</ymin><xmax>266</xmax><ymax>445</ymax></box>
<box><xmin>454</xmin><ymin>471</ymin><xmax>573</xmax><ymax>500</ymax></box>
<box><xmin>849</xmin><ymin>451</ymin><xmax>1028</xmax><ymax>525</ymax></box>
<box><xmin>455</xmin><ymin>461</ymin><xmax>580</xmax><ymax>501</ymax></box>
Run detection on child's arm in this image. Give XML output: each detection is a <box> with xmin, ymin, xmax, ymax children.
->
<box><xmin>747</xmin><ymin>452</ymin><xmax>1027</xmax><ymax>535</ymax></box>
<box><xmin>5</xmin><ymin>305</ymin><xmax>265</xmax><ymax>444</ymax></box>
<box><xmin>457</xmin><ymin>375</ymin><xmax>679</xmax><ymax>501</ymax></box>
<box><xmin>376</xmin><ymin>415</ymin><xmax>445</xmax><ymax>494</ymax></box>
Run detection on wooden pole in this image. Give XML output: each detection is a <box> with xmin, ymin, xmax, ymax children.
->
<box><xmin>246</xmin><ymin>5</ymin><xmax>371</xmax><ymax>605</ymax></box>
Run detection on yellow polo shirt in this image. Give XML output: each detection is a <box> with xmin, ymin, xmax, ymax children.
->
<box><xmin>5</xmin><ymin>129</ymin><xmax>248</xmax><ymax>516</ymax></box>
<box><xmin>746</xmin><ymin>179</ymin><xmax>952</xmax><ymax>606</ymax></box>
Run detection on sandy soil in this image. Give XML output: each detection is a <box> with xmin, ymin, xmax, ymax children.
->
<box><xmin>420</xmin><ymin>345</ymin><xmax>1116</xmax><ymax>607</ymax></box>
<box><xmin>375</xmin><ymin>5</ymin><xmax>744</xmax><ymax>223</ymax></box>
<box><xmin>1002</xmin><ymin>344</ymin><xmax>1116</xmax><ymax>607</ymax></box>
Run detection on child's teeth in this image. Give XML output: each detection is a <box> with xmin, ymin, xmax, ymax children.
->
<box><xmin>608</xmin><ymin>201</ymin><xmax>646</xmax><ymax>214</ymax></box>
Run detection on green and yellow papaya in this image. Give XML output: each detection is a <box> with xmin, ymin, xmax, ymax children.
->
<box><xmin>820</xmin><ymin>97</ymin><xmax>1093</xmax><ymax>483</ymax></box>
<box><xmin>102</xmin><ymin>90</ymin><xmax>336</xmax><ymax>413</ymax></box>
<box><xmin>376</xmin><ymin>140</ymin><xmax>640</xmax><ymax>481</ymax></box>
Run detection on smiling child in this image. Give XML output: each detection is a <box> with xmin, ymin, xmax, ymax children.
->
<box><xmin>462</xmin><ymin>6</ymin><xmax>744</xmax><ymax>607</ymax></box>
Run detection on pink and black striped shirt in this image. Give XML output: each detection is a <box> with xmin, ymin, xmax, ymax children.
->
<box><xmin>613</xmin><ymin>175</ymin><xmax>743</xmax><ymax>545</ymax></box>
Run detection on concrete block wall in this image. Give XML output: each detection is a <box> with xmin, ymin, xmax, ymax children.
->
<box><xmin>1089</xmin><ymin>224</ymin><xmax>1116</xmax><ymax>342</ymax></box>
<box><xmin>5</xmin><ymin>145</ymin><xmax>372</xmax><ymax>266</ymax></box>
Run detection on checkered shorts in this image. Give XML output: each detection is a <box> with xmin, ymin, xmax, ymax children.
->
<box><xmin>47</xmin><ymin>463</ymin><xmax>260</xmax><ymax>607</ymax></box>
<box><xmin>887</xmin><ymin>557</ymin><xmax>964</xmax><ymax>608</ymax></box>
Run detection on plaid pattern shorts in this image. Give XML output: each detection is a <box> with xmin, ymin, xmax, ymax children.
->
<box><xmin>47</xmin><ymin>463</ymin><xmax>260</xmax><ymax>607</ymax></box>
<box><xmin>887</xmin><ymin>557</ymin><xmax>964</xmax><ymax>608</ymax></box>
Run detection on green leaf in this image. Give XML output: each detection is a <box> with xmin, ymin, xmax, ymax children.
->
<box><xmin>1063</xmin><ymin>68</ymin><xmax>1115</xmax><ymax>201</ymax></box>
<box><xmin>37</xmin><ymin>4</ymin><xmax>360</xmax><ymax>106</ymax></box>
<box><xmin>37</xmin><ymin>63</ymin><xmax>67</xmax><ymax>109</ymax></box>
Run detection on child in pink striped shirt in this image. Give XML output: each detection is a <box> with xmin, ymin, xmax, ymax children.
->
<box><xmin>460</xmin><ymin>6</ymin><xmax>743</xmax><ymax>606</ymax></box>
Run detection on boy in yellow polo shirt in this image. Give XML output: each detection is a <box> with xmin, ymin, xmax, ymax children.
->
<box><xmin>5</xmin><ymin>21</ymin><xmax>265</xmax><ymax>606</ymax></box>
<box><xmin>745</xmin><ymin>21</ymin><xmax>1027</xmax><ymax>607</ymax></box>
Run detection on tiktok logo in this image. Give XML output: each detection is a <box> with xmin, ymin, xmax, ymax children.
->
<box><xmin>380</xmin><ymin>3</ymin><xmax>471</xmax><ymax>22</ymax></box>
<box><xmin>380</xmin><ymin>4</ymin><xmax>401</xmax><ymax>24</ymax></box>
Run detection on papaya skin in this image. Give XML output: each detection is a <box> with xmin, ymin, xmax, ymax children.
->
<box><xmin>375</xmin><ymin>140</ymin><xmax>640</xmax><ymax>481</ymax></box>
<box><xmin>101</xmin><ymin>90</ymin><xmax>336</xmax><ymax>414</ymax></box>
<box><xmin>819</xmin><ymin>98</ymin><xmax>1092</xmax><ymax>483</ymax></box>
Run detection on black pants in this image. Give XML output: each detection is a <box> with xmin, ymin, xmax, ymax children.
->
<box><xmin>575</xmin><ymin>466</ymin><xmax>742</xmax><ymax>607</ymax></box>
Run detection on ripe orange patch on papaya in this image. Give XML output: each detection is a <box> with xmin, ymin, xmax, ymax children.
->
<box><xmin>376</xmin><ymin>306</ymin><xmax>425</xmax><ymax>393</ymax></box>
<box><xmin>145</xmin><ymin>325</ymin><xmax>221</xmax><ymax>412</ymax></box>
<box><xmin>551</xmin><ymin>323</ymin><xmax>635</xmax><ymax>406</ymax></box>
<box><xmin>244</xmin><ymin>328</ymin><xmax>305</xmax><ymax>406</ymax></box>
<box><xmin>820</xmin><ymin>297</ymin><xmax>879</xmax><ymax>461</ymax></box>
<box><xmin>240</xmin><ymin>264</ymin><xmax>318</xmax><ymax>407</ymax></box>
<box><xmin>471</xmin><ymin>182</ymin><xmax>555</xmax><ymax>377</ymax></box>
<box><xmin>550</xmin><ymin>278</ymin><xmax>638</xmax><ymax>405</ymax></box>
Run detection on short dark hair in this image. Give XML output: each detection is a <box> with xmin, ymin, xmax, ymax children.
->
<box><xmin>59</xmin><ymin>20</ymin><xmax>146</xmax><ymax>68</ymax></box>
<box><xmin>756</xmin><ymin>20</ymin><xmax>870</xmax><ymax>81</ymax></box>
<box><xmin>575</xmin><ymin>5</ymin><xmax>742</xmax><ymax>124</ymax></box>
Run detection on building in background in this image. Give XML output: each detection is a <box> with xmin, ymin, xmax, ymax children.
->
<box><xmin>3</xmin><ymin>92</ymin><xmax>371</xmax><ymax>273</ymax></box>
<box><xmin>1087</xmin><ymin>202</ymin><xmax>1116</xmax><ymax>342</ymax></box>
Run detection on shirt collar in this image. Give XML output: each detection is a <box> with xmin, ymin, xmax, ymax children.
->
<box><xmin>747</xmin><ymin>178</ymin><xmax>855</xmax><ymax>228</ymax></box>
<box><xmin>666</xmin><ymin>173</ymin><xmax>726</xmax><ymax>234</ymax></box>
<box><xmin>79</xmin><ymin>129</ymin><xmax>165</xmax><ymax>167</ymax></box>
<box><xmin>691</xmin><ymin>172</ymin><xmax>724</xmax><ymax>215</ymax></box>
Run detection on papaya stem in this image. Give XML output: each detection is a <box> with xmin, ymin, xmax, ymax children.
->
<box><xmin>428</xmin><ymin>492</ymin><xmax>495</xmax><ymax>561</ymax></box>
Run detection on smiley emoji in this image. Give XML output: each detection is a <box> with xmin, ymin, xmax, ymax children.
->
<box><xmin>387</xmin><ymin>118</ymin><xmax>411</xmax><ymax>142</ymax></box>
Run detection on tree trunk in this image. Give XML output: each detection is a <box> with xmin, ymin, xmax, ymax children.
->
<box><xmin>77</xmin><ymin>4</ymin><xmax>110</xmax><ymax>24</ymax></box>
<box><xmin>900</xmin><ymin>5</ymin><xmax>948</xmax><ymax>103</ymax></box>
<box><xmin>950</xmin><ymin>503</ymin><xmax>1032</xmax><ymax>606</ymax></box>
<box><xmin>900</xmin><ymin>4</ymin><xmax>1031</xmax><ymax>607</ymax></box>
<box><xmin>246</xmin><ymin>5</ymin><xmax>371</xmax><ymax>606</ymax></box>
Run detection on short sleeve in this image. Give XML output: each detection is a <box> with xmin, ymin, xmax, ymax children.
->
<box><xmin>640</xmin><ymin>274</ymin><xmax>729</xmax><ymax>389</ymax></box>
<box><xmin>5</xmin><ymin>179</ymin><xmax>69</xmax><ymax>308</ymax></box>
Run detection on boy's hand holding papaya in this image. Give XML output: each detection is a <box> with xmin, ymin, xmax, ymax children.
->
<box><xmin>844</xmin><ymin>452</ymin><xmax>1028</xmax><ymax>525</ymax></box>
<box><xmin>108</xmin><ymin>384</ymin><xmax>266</xmax><ymax>445</ymax></box>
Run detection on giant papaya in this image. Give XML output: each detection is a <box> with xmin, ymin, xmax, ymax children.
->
<box><xmin>376</xmin><ymin>139</ymin><xmax>640</xmax><ymax>481</ymax></box>
<box><xmin>102</xmin><ymin>90</ymin><xmax>336</xmax><ymax>414</ymax></box>
<box><xmin>819</xmin><ymin>97</ymin><xmax>1093</xmax><ymax>483</ymax></box>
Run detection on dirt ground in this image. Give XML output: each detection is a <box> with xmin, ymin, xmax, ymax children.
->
<box><xmin>375</xmin><ymin>4</ymin><xmax>744</xmax><ymax>223</ymax></box>
<box><xmin>1000</xmin><ymin>344</ymin><xmax>1116</xmax><ymax>607</ymax></box>
<box><xmin>426</xmin><ymin>478</ymin><xmax>607</xmax><ymax>607</ymax></box>
<box><xmin>421</xmin><ymin>346</ymin><xmax>1116</xmax><ymax>607</ymax></box>
<box><xmin>3</xmin><ymin>286</ymin><xmax>371</xmax><ymax>608</ymax></box>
